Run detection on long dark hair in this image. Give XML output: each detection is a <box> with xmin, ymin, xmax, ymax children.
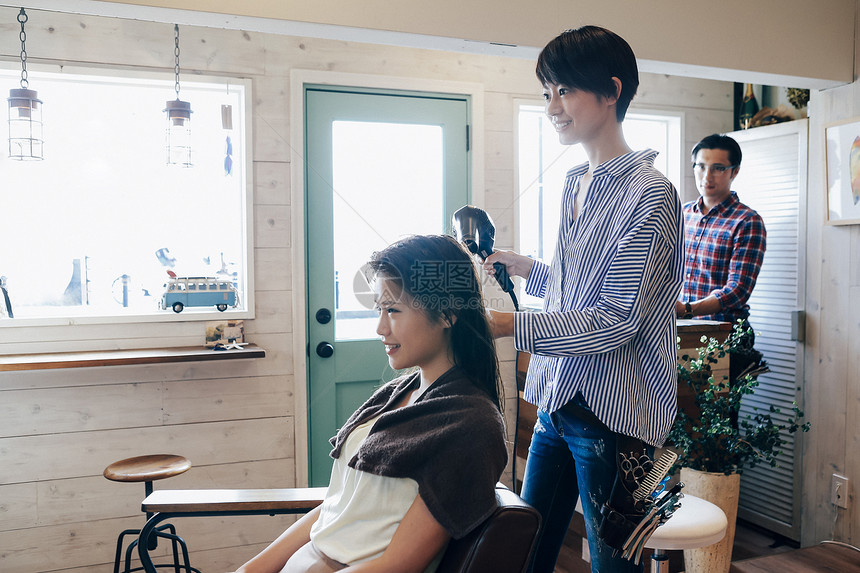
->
<box><xmin>366</xmin><ymin>234</ymin><xmax>502</xmax><ymax>409</ymax></box>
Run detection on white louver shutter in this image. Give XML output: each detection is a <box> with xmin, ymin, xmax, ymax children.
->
<box><xmin>730</xmin><ymin>120</ymin><xmax>808</xmax><ymax>540</ymax></box>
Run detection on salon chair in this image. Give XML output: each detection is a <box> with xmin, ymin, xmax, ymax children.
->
<box><xmin>438</xmin><ymin>484</ymin><xmax>541</xmax><ymax>573</ymax></box>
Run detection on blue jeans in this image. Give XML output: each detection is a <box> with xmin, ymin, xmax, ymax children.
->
<box><xmin>521</xmin><ymin>408</ymin><xmax>643</xmax><ymax>573</ymax></box>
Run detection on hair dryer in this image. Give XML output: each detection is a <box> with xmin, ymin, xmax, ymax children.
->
<box><xmin>452</xmin><ymin>205</ymin><xmax>519</xmax><ymax>310</ymax></box>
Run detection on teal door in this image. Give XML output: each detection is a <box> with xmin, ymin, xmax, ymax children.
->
<box><xmin>304</xmin><ymin>86</ymin><xmax>470</xmax><ymax>485</ymax></box>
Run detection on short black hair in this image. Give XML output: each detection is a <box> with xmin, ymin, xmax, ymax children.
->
<box><xmin>691</xmin><ymin>133</ymin><xmax>742</xmax><ymax>167</ymax></box>
<box><xmin>536</xmin><ymin>26</ymin><xmax>639</xmax><ymax>122</ymax></box>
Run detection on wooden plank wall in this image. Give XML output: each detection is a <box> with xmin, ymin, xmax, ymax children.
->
<box><xmin>798</xmin><ymin>0</ymin><xmax>860</xmax><ymax>548</ymax></box>
<box><xmin>0</xmin><ymin>7</ymin><xmax>733</xmax><ymax>572</ymax></box>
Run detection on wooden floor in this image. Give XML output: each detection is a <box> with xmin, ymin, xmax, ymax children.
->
<box><xmin>730</xmin><ymin>542</ymin><xmax>860</xmax><ymax>572</ymax></box>
<box><xmin>552</xmin><ymin>519</ymin><xmax>830</xmax><ymax>573</ymax></box>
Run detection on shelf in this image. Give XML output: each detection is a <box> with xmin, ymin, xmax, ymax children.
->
<box><xmin>0</xmin><ymin>343</ymin><xmax>266</xmax><ymax>371</ymax></box>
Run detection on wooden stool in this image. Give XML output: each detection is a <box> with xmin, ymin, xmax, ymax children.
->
<box><xmin>645</xmin><ymin>494</ymin><xmax>727</xmax><ymax>573</ymax></box>
<box><xmin>104</xmin><ymin>454</ymin><xmax>195</xmax><ymax>573</ymax></box>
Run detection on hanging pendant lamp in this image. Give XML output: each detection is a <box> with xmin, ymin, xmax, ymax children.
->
<box><xmin>164</xmin><ymin>24</ymin><xmax>192</xmax><ymax>167</ymax></box>
<box><xmin>8</xmin><ymin>7</ymin><xmax>44</xmax><ymax>161</ymax></box>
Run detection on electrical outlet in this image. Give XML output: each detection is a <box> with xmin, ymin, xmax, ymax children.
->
<box><xmin>831</xmin><ymin>474</ymin><xmax>849</xmax><ymax>508</ymax></box>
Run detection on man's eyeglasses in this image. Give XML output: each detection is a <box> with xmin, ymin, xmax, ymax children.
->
<box><xmin>692</xmin><ymin>163</ymin><xmax>736</xmax><ymax>174</ymax></box>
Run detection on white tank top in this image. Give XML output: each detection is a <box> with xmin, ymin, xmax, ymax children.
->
<box><xmin>311</xmin><ymin>415</ymin><xmax>444</xmax><ymax>569</ymax></box>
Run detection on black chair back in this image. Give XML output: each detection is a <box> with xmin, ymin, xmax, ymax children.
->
<box><xmin>437</xmin><ymin>485</ymin><xmax>541</xmax><ymax>573</ymax></box>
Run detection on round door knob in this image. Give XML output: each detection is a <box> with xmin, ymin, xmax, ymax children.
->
<box><xmin>316</xmin><ymin>342</ymin><xmax>334</xmax><ymax>358</ymax></box>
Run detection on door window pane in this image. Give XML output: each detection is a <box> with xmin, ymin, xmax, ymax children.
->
<box><xmin>331</xmin><ymin>120</ymin><xmax>443</xmax><ymax>340</ymax></box>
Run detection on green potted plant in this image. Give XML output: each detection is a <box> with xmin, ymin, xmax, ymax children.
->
<box><xmin>666</xmin><ymin>321</ymin><xmax>810</xmax><ymax>573</ymax></box>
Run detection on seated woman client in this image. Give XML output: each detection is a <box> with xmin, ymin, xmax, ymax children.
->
<box><xmin>233</xmin><ymin>234</ymin><xmax>508</xmax><ymax>573</ymax></box>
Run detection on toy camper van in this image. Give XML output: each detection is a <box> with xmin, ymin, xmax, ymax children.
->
<box><xmin>160</xmin><ymin>276</ymin><xmax>238</xmax><ymax>313</ymax></box>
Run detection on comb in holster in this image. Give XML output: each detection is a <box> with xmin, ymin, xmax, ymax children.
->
<box><xmin>632</xmin><ymin>450</ymin><xmax>677</xmax><ymax>501</ymax></box>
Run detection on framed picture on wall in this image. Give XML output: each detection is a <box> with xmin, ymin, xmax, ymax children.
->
<box><xmin>824</xmin><ymin>117</ymin><xmax>860</xmax><ymax>225</ymax></box>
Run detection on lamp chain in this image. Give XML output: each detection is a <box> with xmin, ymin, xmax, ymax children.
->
<box><xmin>18</xmin><ymin>7</ymin><xmax>29</xmax><ymax>90</ymax></box>
<box><xmin>174</xmin><ymin>24</ymin><xmax>181</xmax><ymax>98</ymax></box>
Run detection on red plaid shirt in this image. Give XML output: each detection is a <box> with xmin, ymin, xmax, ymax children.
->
<box><xmin>680</xmin><ymin>191</ymin><xmax>766</xmax><ymax>322</ymax></box>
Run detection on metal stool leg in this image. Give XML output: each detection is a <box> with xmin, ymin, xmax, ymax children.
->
<box><xmin>154</xmin><ymin>527</ymin><xmax>199</xmax><ymax>573</ymax></box>
<box><xmin>123</xmin><ymin>535</ymin><xmax>139</xmax><ymax>573</ymax></box>
<box><xmin>111</xmin><ymin>479</ymin><xmax>196</xmax><ymax>573</ymax></box>
<box><xmin>114</xmin><ymin>532</ymin><xmax>197</xmax><ymax>573</ymax></box>
<box><xmin>144</xmin><ymin>481</ymin><xmax>158</xmax><ymax>552</ymax></box>
<box><xmin>117</xmin><ymin>527</ymin><xmax>198</xmax><ymax>573</ymax></box>
<box><xmin>135</xmin><ymin>514</ymin><xmax>200</xmax><ymax>573</ymax></box>
<box><xmin>113</xmin><ymin>528</ymin><xmax>142</xmax><ymax>573</ymax></box>
<box><xmin>162</xmin><ymin>523</ymin><xmax>181</xmax><ymax>573</ymax></box>
<box><xmin>650</xmin><ymin>548</ymin><xmax>670</xmax><ymax>573</ymax></box>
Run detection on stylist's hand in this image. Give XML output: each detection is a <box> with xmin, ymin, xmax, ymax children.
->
<box><xmin>487</xmin><ymin>309</ymin><xmax>515</xmax><ymax>339</ymax></box>
<box><xmin>483</xmin><ymin>250</ymin><xmax>534</xmax><ymax>280</ymax></box>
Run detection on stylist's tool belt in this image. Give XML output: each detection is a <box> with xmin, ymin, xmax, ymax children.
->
<box><xmin>598</xmin><ymin>449</ymin><xmax>683</xmax><ymax>564</ymax></box>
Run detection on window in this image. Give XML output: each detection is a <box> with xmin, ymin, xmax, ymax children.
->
<box><xmin>516</xmin><ymin>102</ymin><xmax>682</xmax><ymax>308</ymax></box>
<box><xmin>0</xmin><ymin>66</ymin><xmax>251</xmax><ymax>324</ymax></box>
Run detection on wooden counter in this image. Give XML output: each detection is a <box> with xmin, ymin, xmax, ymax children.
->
<box><xmin>676</xmin><ymin>319</ymin><xmax>733</xmax><ymax>351</ymax></box>
<box><xmin>675</xmin><ymin>320</ymin><xmax>733</xmax><ymax>417</ymax></box>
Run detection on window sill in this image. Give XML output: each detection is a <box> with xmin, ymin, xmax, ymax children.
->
<box><xmin>0</xmin><ymin>344</ymin><xmax>266</xmax><ymax>371</ymax></box>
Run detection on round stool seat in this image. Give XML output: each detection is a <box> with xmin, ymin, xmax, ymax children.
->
<box><xmin>646</xmin><ymin>494</ymin><xmax>727</xmax><ymax>550</ymax></box>
<box><xmin>104</xmin><ymin>454</ymin><xmax>191</xmax><ymax>483</ymax></box>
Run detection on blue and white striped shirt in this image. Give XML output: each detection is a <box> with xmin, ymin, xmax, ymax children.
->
<box><xmin>514</xmin><ymin>149</ymin><xmax>684</xmax><ymax>446</ymax></box>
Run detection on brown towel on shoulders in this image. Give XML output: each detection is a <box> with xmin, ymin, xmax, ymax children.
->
<box><xmin>330</xmin><ymin>367</ymin><xmax>507</xmax><ymax>539</ymax></box>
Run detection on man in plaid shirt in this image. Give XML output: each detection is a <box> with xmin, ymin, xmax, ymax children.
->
<box><xmin>676</xmin><ymin>133</ymin><xmax>766</xmax><ymax>326</ymax></box>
